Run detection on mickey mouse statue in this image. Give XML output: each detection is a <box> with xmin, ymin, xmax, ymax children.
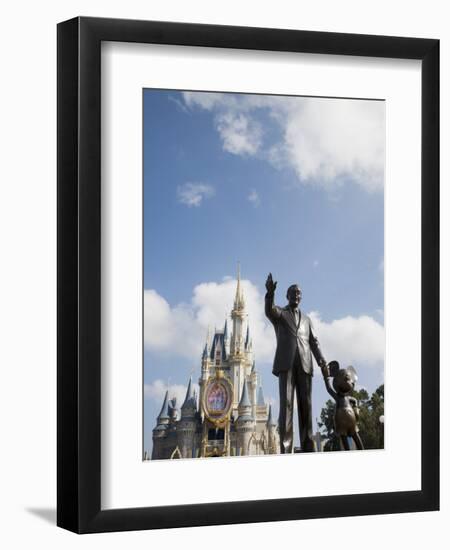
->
<box><xmin>321</xmin><ymin>361</ymin><xmax>364</xmax><ymax>451</ymax></box>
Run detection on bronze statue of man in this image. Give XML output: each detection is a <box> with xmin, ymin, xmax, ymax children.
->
<box><xmin>265</xmin><ymin>273</ymin><xmax>328</xmax><ymax>453</ymax></box>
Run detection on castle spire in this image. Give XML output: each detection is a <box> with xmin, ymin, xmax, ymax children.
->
<box><xmin>257</xmin><ymin>385</ymin><xmax>266</xmax><ymax>406</ymax></box>
<box><xmin>237</xmin><ymin>378</ymin><xmax>253</xmax><ymax>423</ymax></box>
<box><xmin>230</xmin><ymin>263</ymin><xmax>246</xmax><ymax>356</ymax></box>
<box><xmin>181</xmin><ymin>375</ymin><xmax>197</xmax><ymax>418</ymax></box>
<box><xmin>181</xmin><ymin>376</ymin><xmax>193</xmax><ymax>409</ymax></box>
<box><xmin>233</xmin><ymin>262</ymin><xmax>245</xmax><ymax>311</ymax></box>
<box><xmin>157</xmin><ymin>390</ymin><xmax>170</xmax><ymax>421</ymax></box>
<box><xmin>239</xmin><ymin>378</ymin><xmax>251</xmax><ymax>409</ymax></box>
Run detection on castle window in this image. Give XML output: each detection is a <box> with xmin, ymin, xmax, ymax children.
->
<box><xmin>208</xmin><ymin>428</ymin><xmax>224</xmax><ymax>441</ymax></box>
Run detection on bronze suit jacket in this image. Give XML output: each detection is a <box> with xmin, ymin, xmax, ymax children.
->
<box><xmin>265</xmin><ymin>292</ymin><xmax>325</xmax><ymax>377</ymax></box>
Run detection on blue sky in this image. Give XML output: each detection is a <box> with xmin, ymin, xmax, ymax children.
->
<box><xmin>143</xmin><ymin>89</ymin><xmax>385</xmax><ymax>455</ymax></box>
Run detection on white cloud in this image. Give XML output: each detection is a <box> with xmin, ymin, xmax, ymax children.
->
<box><xmin>182</xmin><ymin>91</ymin><xmax>232</xmax><ymax>111</ymax></box>
<box><xmin>309</xmin><ymin>311</ymin><xmax>384</xmax><ymax>368</ymax></box>
<box><xmin>145</xmin><ymin>278</ymin><xmax>384</xmax><ymax>372</ymax></box>
<box><xmin>282</xmin><ymin>98</ymin><xmax>384</xmax><ymax>191</ymax></box>
<box><xmin>248</xmin><ymin>189</ymin><xmax>260</xmax><ymax>207</ymax></box>
<box><xmin>145</xmin><ymin>379</ymin><xmax>199</xmax><ymax>409</ymax></box>
<box><xmin>215</xmin><ymin>112</ymin><xmax>262</xmax><ymax>156</ymax></box>
<box><xmin>313</xmin><ymin>259</ymin><xmax>319</xmax><ymax>268</ymax></box>
<box><xmin>181</xmin><ymin>92</ymin><xmax>385</xmax><ymax>192</ymax></box>
<box><xmin>144</xmin><ymin>278</ymin><xmax>275</xmax><ymax>363</ymax></box>
<box><xmin>177</xmin><ymin>182</ymin><xmax>215</xmax><ymax>207</ymax></box>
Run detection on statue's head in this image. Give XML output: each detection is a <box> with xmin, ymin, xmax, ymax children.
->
<box><xmin>286</xmin><ymin>284</ymin><xmax>302</xmax><ymax>308</ymax></box>
<box><xmin>329</xmin><ymin>361</ymin><xmax>358</xmax><ymax>395</ymax></box>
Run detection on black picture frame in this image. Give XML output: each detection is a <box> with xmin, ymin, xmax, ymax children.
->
<box><xmin>57</xmin><ymin>16</ymin><xmax>439</xmax><ymax>534</ymax></box>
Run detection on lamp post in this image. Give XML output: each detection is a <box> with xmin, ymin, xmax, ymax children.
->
<box><xmin>379</xmin><ymin>414</ymin><xmax>384</xmax><ymax>448</ymax></box>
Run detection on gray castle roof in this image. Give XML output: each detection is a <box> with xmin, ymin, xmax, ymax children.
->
<box><xmin>237</xmin><ymin>379</ymin><xmax>254</xmax><ymax>422</ymax></box>
<box><xmin>181</xmin><ymin>376</ymin><xmax>197</xmax><ymax>411</ymax></box>
<box><xmin>209</xmin><ymin>331</ymin><xmax>227</xmax><ymax>361</ymax></box>
<box><xmin>239</xmin><ymin>378</ymin><xmax>251</xmax><ymax>408</ymax></box>
<box><xmin>257</xmin><ymin>385</ymin><xmax>266</xmax><ymax>406</ymax></box>
<box><xmin>157</xmin><ymin>390</ymin><xmax>170</xmax><ymax>420</ymax></box>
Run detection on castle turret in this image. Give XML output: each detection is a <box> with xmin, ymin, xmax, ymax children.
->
<box><xmin>181</xmin><ymin>376</ymin><xmax>196</xmax><ymax>416</ymax></box>
<box><xmin>236</xmin><ymin>379</ymin><xmax>255</xmax><ymax>456</ymax></box>
<box><xmin>256</xmin><ymin>385</ymin><xmax>268</xmax><ymax>422</ymax></box>
<box><xmin>152</xmin><ymin>390</ymin><xmax>170</xmax><ymax>459</ymax></box>
<box><xmin>178</xmin><ymin>377</ymin><xmax>198</xmax><ymax>458</ymax></box>
<box><xmin>157</xmin><ymin>390</ymin><xmax>170</xmax><ymax>421</ymax></box>
<box><xmin>228</xmin><ymin>265</ymin><xmax>254</xmax><ymax>412</ymax></box>
<box><xmin>238</xmin><ymin>378</ymin><xmax>252</xmax><ymax>416</ymax></box>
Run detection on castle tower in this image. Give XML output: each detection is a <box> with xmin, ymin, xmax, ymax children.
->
<box><xmin>178</xmin><ymin>376</ymin><xmax>198</xmax><ymax>458</ymax></box>
<box><xmin>152</xmin><ymin>390</ymin><xmax>170</xmax><ymax>459</ymax></box>
<box><xmin>228</xmin><ymin>266</ymin><xmax>253</xmax><ymax>412</ymax></box>
<box><xmin>236</xmin><ymin>379</ymin><xmax>255</xmax><ymax>456</ymax></box>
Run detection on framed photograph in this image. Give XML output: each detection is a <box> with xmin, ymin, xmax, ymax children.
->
<box><xmin>57</xmin><ymin>17</ymin><xmax>439</xmax><ymax>533</ymax></box>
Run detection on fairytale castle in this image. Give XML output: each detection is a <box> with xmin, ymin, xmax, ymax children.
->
<box><xmin>150</xmin><ymin>268</ymin><xmax>279</xmax><ymax>459</ymax></box>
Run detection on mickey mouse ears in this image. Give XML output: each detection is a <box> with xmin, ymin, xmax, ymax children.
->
<box><xmin>328</xmin><ymin>361</ymin><xmax>358</xmax><ymax>381</ymax></box>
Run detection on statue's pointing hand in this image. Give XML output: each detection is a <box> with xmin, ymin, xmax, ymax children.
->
<box><xmin>265</xmin><ymin>273</ymin><xmax>277</xmax><ymax>294</ymax></box>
